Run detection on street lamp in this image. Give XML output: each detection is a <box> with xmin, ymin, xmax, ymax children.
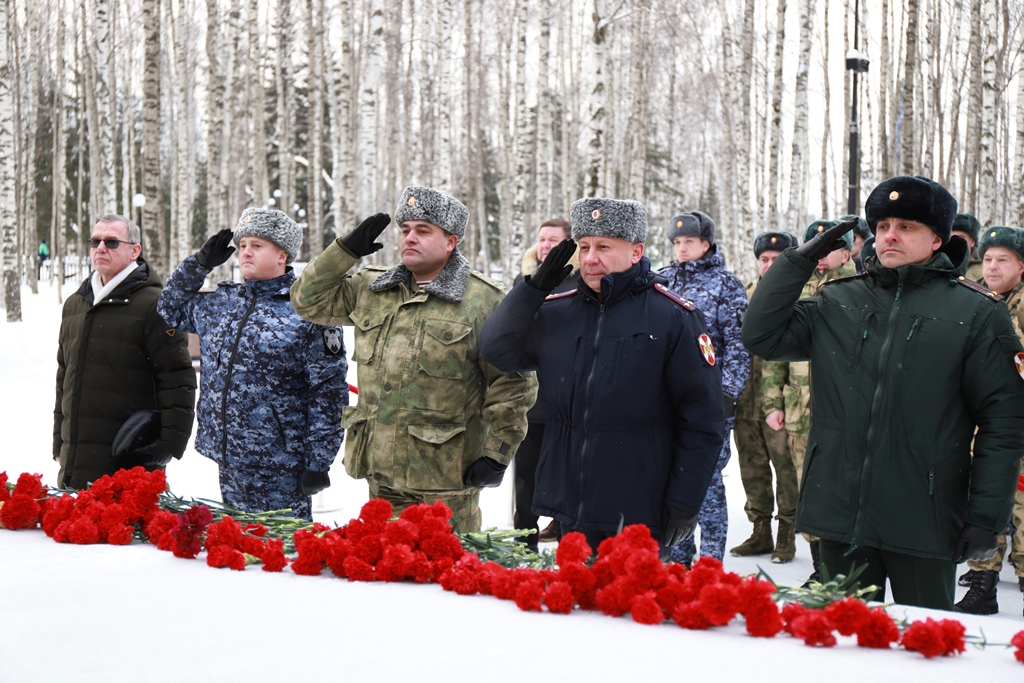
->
<box><xmin>132</xmin><ymin>193</ymin><xmax>146</xmax><ymax>230</ymax></box>
<box><xmin>846</xmin><ymin>0</ymin><xmax>869</xmax><ymax>215</ymax></box>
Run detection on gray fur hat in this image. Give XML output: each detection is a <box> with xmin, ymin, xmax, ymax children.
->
<box><xmin>394</xmin><ymin>186</ymin><xmax>469</xmax><ymax>242</ymax></box>
<box><xmin>233</xmin><ymin>208</ymin><xmax>302</xmax><ymax>263</ymax></box>
<box><xmin>753</xmin><ymin>231</ymin><xmax>799</xmax><ymax>258</ymax></box>
<box><xmin>570</xmin><ymin>197</ymin><xmax>647</xmax><ymax>244</ymax></box>
<box><xmin>667</xmin><ymin>213</ymin><xmax>702</xmax><ymax>242</ymax></box>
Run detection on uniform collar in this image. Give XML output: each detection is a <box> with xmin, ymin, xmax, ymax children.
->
<box><xmin>368</xmin><ymin>249</ymin><xmax>471</xmax><ymax>303</ymax></box>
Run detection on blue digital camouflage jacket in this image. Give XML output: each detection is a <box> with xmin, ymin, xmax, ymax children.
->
<box><xmin>158</xmin><ymin>255</ymin><xmax>348</xmax><ymax>474</ymax></box>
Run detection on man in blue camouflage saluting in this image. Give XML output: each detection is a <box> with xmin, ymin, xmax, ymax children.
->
<box><xmin>290</xmin><ymin>187</ymin><xmax>536</xmax><ymax>532</ymax></box>
<box><xmin>158</xmin><ymin>208</ymin><xmax>348</xmax><ymax>521</ymax></box>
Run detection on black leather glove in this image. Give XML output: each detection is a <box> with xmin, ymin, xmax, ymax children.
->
<box><xmin>527</xmin><ymin>239</ymin><xmax>576</xmax><ymax>292</ymax></box>
<box><xmin>723</xmin><ymin>396</ymin><xmax>737</xmax><ymax>421</ymax></box>
<box><xmin>196</xmin><ymin>229</ymin><xmax>236</xmax><ymax>269</ymax></box>
<box><xmin>128</xmin><ymin>443</ymin><xmax>173</xmax><ymax>469</ymax></box>
<box><xmin>298</xmin><ymin>469</ymin><xmax>331</xmax><ymax>496</ymax></box>
<box><xmin>340</xmin><ymin>213</ymin><xmax>391</xmax><ymax>257</ymax></box>
<box><xmin>952</xmin><ymin>523</ymin><xmax>999</xmax><ymax>563</ymax></box>
<box><xmin>662</xmin><ymin>505</ymin><xmax>699</xmax><ymax>547</ymax></box>
<box><xmin>462</xmin><ymin>457</ymin><xmax>507</xmax><ymax>488</ymax></box>
<box><xmin>795</xmin><ymin>217</ymin><xmax>859</xmax><ymax>263</ymax></box>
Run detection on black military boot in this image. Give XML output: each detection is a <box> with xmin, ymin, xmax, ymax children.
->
<box><xmin>730</xmin><ymin>518</ymin><xmax>773</xmax><ymax>556</ymax></box>
<box><xmin>1018</xmin><ymin>576</ymin><xmax>1024</xmax><ymax>593</ymax></box>
<box><xmin>957</xmin><ymin>568</ymin><xmax>978</xmax><ymax>587</ymax></box>
<box><xmin>953</xmin><ymin>570</ymin><xmax>999</xmax><ymax>615</ymax></box>
<box><xmin>802</xmin><ymin>541</ymin><xmax>821</xmax><ymax>587</ymax></box>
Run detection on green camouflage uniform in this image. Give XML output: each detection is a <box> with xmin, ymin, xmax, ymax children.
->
<box><xmin>734</xmin><ymin>280</ymin><xmax>797</xmax><ymax>525</ymax></box>
<box><xmin>968</xmin><ymin>279</ymin><xmax>1024</xmax><ymax>576</ymax></box>
<box><xmin>291</xmin><ymin>241</ymin><xmax>537</xmax><ymax>532</ymax></box>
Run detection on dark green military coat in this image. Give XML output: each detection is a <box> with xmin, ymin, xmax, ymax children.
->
<box><xmin>53</xmin><ymin>260</ymin><xmax>197</xmax><ymax>488</ymax></box>
<box><xmin>742</xmin><ymin>240</ymin><xmax>1024</xmax><ymax>560</ymax></box>
<box><xmin>291</xmin><ymin>241</ymin><xmax>536</xmax><ymax>494</ymax></box>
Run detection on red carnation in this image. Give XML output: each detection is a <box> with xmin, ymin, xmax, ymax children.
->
<box><xmin>781</xmin><ymin>602</ymin><xmax>810</xmax><ymax>635</ymax></box>
<box><xmin>66</xmin><ymin>515</ymin><xmax>100</xmax><ymax>545</ymax></box>
<box><xmin>790</xmin><ymin>611</ymin><xmax>837</xmax><ymax>647</ymax></box>
<box><xmin>324</xmin><ymin>534</ymin><xmax>354</xmax><ymax>577</ymax></box>
<box><xmin>353</xmin><ymin>534</ymin><xmax>385</xmax><ymax>565</ymax></box>
<box><xmin>555</xmin><ymin>532</ymin><xmax>592</xmax><ymax>566</ymax></box>
<box><xmin>408</xmin><ymin>551</ymin><xmax>433</xmax><ymax>583</ymax></box>
<box><xmin>854</xmin><ymin>607</ymin><xmax>900</xmax><ymax>649</ymax></box>
<box><xmin>14</xmin><ymin>472</ymin><xmax>46</xmax><ymax>500</ymax></box>
<box><xmin>699</xmin><ymin>582</ymin><xmax>740</xmax><ymax>626</ymax></box>
<box><xmin>744</xmin><ymin>599</ymin><xmax>784</xmax><ymax>638</ymax></box>
<box><xmin>544</xmin><ymin>581</ymin><xmax>576</xmax><ymax>614</ymax></box>
<box><xmin>358</xmin><ymin>498</ymin><xmax>393</xmax><ymax>531</ymax></box>
<box><xmin>41</xmin><ymin>495</ymin><xmax>76</xmax><ymax>537</ymax></box>
<box><xmin>672</xmin><ymin>601</ymin><xmax>713</xmax><ymax>630</ymax></box>
<box><xmin>559</xmin><ymin>561</ymin><xmax>598</xmax><ymax>609</ymax></box>
<box><xmin>383</xmin><ymin>518</ymin><xmax>420</xmax><ymax>547</ymax></box>
<box><xmin>596</xmin><ymin>580</ymin><xmax>638</xmax><ymax>617</ymax></box>
<box><xmin>630</xmin><ymin>591</ymin><xmax>665</xmax><ymax>625</ymax></box>
<box><xmin>824</xmin><ymin>597</ymin><xmax>872</xmax><ymax>637</ymax></box>
<box><xmin>1011</xmin><ymin>630</ymin><xmax>1024</xmax><ymax>663</ymax></box>
<box><xmin>106</xmin><ymin>524</ymin><xmax>134</xmax><ymax>545</ymax></box>
<box><xmin>208</xmin><ymin>545</ymin><xmax>246</xmax><ymax>571</ymax></box>
<box><xmin>0</xmin><ymin>493</ymin><xmax>42</xmax><ymax>530</ymax></box>
<box><xmin>259</xmin><ymin>538</ymin><xmax>288</xmax><ymax>572</ymax></box>
<box><xmin>655</xmin><ymin>576</ymin><xmax>688</xmax><ymax>615</ymax></box>
<box><xmin>735</xmin><ymin>576</ymin><xmax>777</xmax><ymax>615</ymax></box>
<box><xmin>377</xmin><ymin>543</ymin><xmax>416</xmax><ymax>582</ymax></box>
<box><xmin>205</xmin><ymin>516</ymin><xmax>244</xmax><ymax>551</ymax></box>
<box><xmin>343</xmin><ymin>555</ymin><xmax>376</xmax><ymax>582</ymax></box>
<box><xmin>625</xmin><ymin>549</ymin><xmax>669</xmax><ymax>590</ymax></box>
<box><xmin>901</xmin><ymin>618</ymin><xmax>966</xmax><ymax>658</ymax></box>
<box><xmin>290</xmin><ymin>553</ymin><xmax>327</xmax><ymax>576</ymax></box>
<box><xmin>0</xmin><ymin>471</ymin><xmax>9</xmax><ymax>502</ymax></box>
<box><xmin>514</xmin><ymin>576</ymin><xmax>545</xmax><ymax>612</ymax></box>
<box><xmin>144</xmin><ymin>510</ymin><xmax>179</xmax><ymax>545</ymax></box>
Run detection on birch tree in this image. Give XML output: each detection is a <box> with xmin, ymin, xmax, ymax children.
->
<box><xmin>786</xmin><ymin>0</ymin><xmax>811</xmax><ymax>231</ymax></box>
<box><xmin>0</xmin><ymin>0</ymin><xmax>18</xmax><ymax>320</ymax></box>
<box><xmin>767</xmin><ymin>0</ymin><xmax>786</xmax><ymax>230</ymax></box>
<box><xmin>581</xmin><ymin>0</ymin><xmax>608</xmax><ymax>197</ymax></box>
<box><xmin>978</xmin><ymin>0</ymin><xmax>999</xmax><ymax>224</ymax></box>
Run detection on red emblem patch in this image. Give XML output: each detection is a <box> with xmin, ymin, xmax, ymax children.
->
<box><xmin>698</xmin><ymin>333</ymin><xmax>716</xmax><ymax>367</ymax></box>
<box><xmin>1016</xmin><ymin>352</ymin><xmax>1024</xmax><ymax>381</ymax></box>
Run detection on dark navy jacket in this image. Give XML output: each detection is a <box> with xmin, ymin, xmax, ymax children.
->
<box><xmin>480</xmin><ymin>257</ymin><xmax>725</xmax><ymax>534</ymax></box>
<box><xmin>158</xmin><ymin>255</ymin><xmax>347</xmax><ymax>475</ymax></box>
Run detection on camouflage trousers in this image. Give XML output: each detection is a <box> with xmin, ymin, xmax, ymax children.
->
<box><xmin>788</xmin><ymin>430</ymin><xmax>819</xmax><ymax>543</ymax></box>
<box><xmin>734</xmin><ymin>415</ymin><xmax>797</xmax><ymax>523</ymax></box>
<box><xmin>219</xmin><ymin>466</ymin><xmax>312</xmax><ymax>521</ymax></box>
<box><xmin>367</xmin><ymin>480</ymin><xmax>482</xmax><ymax>533</ymax></box>
<box><xmin>967</xmin><ymin>480</ymin><xmax>1024</xmax><ymax>576</ymax></box>
<box><xmin>670</xmin><ymin>433</ymin><xmax>732</xmax><ymax>564</ymax></box>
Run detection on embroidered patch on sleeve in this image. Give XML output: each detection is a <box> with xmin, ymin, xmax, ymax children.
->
<box><xmin>698</xmin><ymin>333</ymin><xmax>716</xmax><ymax>367</ymax></box>
<box><xmin>1015</xmin><ymin>352</ymin><xmax>1024</xmax><ymax>381</ymax></box>
<box><xmin>323</xmin><ymin>327</ymin><xmax>344</xmax><ymax>356</ymax></box>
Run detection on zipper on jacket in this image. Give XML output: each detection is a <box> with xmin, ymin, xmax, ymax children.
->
<box><xmin>906</xmin><ymin>318</ymin><xmax>920</xmax><ymax>341</ymax></box>
<box><xmin>220</xmin><ymin>287</ymin><xmax>259</xmax><ymax>462</ymax></box>
<box><xmin>577</xmin><ymin>301</ymin><xmax>607</xmax><ymax>527</ymax></box>
<box><xmin>852</xmin><ymin>277</ymin><xmax>904</xmax><ymax>546</ymax></box>
<box><xmin>928</xmin><ymin>468</ymin><xmax>934</xmax><ymax>495</ymax></box>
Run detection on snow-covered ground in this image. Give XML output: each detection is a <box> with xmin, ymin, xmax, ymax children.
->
<box><xmin>2</xmin><ymin>280</ymin><xmax>1023</xmax><ymax>681</ymax></box>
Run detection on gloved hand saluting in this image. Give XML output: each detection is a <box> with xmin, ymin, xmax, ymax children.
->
<box><xmin>527</xmin><ymin>238</ymin><xmax>576</xmax><ymax>292</ymax></box>
<box><xmin>196</xmin><ymin>229</ymin><xmax>236</xmax><ymax>269</ymax></box>
<box><xmin>795</xmin><ymin>216</ymin><xmax>860</xmax><ymax>263</ymax></box>
<box><xmin>340</xmin><ymin>213</ymin><xmax>391</xmax><ymax>257</ymax></box>
<box><xmin>952</xmin><ymin>523</ymin><xmax>999</xmax><ymax>563</ymax></box>
<box><xmin>662</xmin><ymin>505</ymin><xmax>698</xmax><ymax>547</ymax></box>
<box><xmin>462</xmin><ymin>457</ymin><xmax>507</xmax><ymax>488</ymax></box>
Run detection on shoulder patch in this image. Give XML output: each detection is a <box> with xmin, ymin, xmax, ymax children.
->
<box><xmin>469</xmin><ymin>269</ymin><xmax>506</xmax><ymax>292</ymax></box>
<box><xmin>544</xmin><ymin>289</ymin><xmax>577</xmax><ymax>301</ymax></box>
<box><xmin>953</xmin><ymin>276</ymin><xmax>1004</xmax><ymax>301</ymax></box>
<box><xmin>362</xmin><ymin>265</ymin><xmax>389</xmax><ymax>273</ymax></box>
<box><xmin>654</xmin><ymin>283</ymin><xmax>696</xmax><ymax>311</ymax></box>
<box><xmin>322</xmin><ymin>327</ymin><xmax>344</xmax><ymax>356</ymax></box>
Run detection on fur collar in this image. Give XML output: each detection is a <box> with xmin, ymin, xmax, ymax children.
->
<box><xmin>368</xmin><ymin>249</ymin><xmax>471</xmax><ymax>303</ymax></box>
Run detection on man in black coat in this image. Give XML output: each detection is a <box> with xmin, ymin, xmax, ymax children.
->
<box><xmin>480</xmin><ymin>198</ymin><xmax>725</xmax><ymax>554</ymax></box>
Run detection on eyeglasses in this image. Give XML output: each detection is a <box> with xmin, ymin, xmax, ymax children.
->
<box><xmin>89</xmin><ymin>238</ymin><xmax>136</xmax><ymax>250</ymax></box>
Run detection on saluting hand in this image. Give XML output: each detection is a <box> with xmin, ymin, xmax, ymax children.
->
<box><xmin>196</xmin><ymin>229</ymin><xmax>236</xmax><ymax>269</ymax></box>
<box><xmin>796</xmin><ymin>216</ymin><xmax>860</xmax><ymax>263</ymax></box>
<box><xmin>341</xmin><ymin>213</ymin><xmax>391</xmax><ymax>258</ymax></box>
<box><xmin>528</xmin><ymin>238</ymin><xmax>576</xmax><ymax>292</ymax></box>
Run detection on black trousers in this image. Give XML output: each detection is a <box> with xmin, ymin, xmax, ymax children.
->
<box><xmin>514</xmin><ymin>422</ymin><xmax>545</xmax><ymax>551</ymax></box>
<box><xmin>819</xmin><ymin>540</ymin><xmax>956</xmax><ymax>610</ymax></box>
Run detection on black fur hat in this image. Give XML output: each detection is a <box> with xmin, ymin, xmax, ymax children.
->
<box><xmin>978</xmin><ymin>225</ymin><xmax>1024</xmax><ymax>262</ymax></box>
<box><xmin>951</xmin><ymin>213</ymin><xmax>982</xmax><ymax>245</ymax></box>
<box><xmin>753</xmin><ymin>232</ymin><xmax>798</xmax><ymax>258</ymax></box>
<box><xmin>864</xmin><ymin>176</ymin><xmax>957</xmax><ymax>245</ymax></box>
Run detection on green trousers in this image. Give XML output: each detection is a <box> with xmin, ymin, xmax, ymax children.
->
<box><xmin>819</xmin><ymin>540</ymin><xmax>956</xmax><ymax>610</ymax></box>
<box><xmin>367</xmin><ymin>480</ymin><xmax>482</xmax><ymax>533</ymax></box>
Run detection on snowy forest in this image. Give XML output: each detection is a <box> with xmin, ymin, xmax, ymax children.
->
<box><xmin>2</xmin><ymin>0</ymin><xmax>1024</xmax><ymax>321</ymax></box>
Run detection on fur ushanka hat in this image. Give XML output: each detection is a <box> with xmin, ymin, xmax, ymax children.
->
<box><xmin>233</xmin><ymin>208</ymin><xmax>302</xmax><ymax>264</ymax></box>
<box><xmin>754</xmin><ymin>232</ymin><xmax>799</xmax><ymax>258</ymax></box>
<box><xmin>394</xmin><ymin>186</ymin><xmax>469</xmax><ymax>242</ymax></box>
<box><xmin>978</xmin><ymin>225</ymin><xmax>1024</xmax><ymax>263</ymax></box>
<box><xmin>570</xmin><ymin>197</ymin><xmax>647</xmax><ymax>244</ymax></box>
<box><xmin>804</xmin><ymin>219</ymin><xmax>853</xmax><ymax>250</ymax></box>
<box><xmin>864</xmin><ymin>176</ymin><xmax>957</xmax><ymax>246</ymax></box>
<box><xmin>667</xmin><ymin>211</ymin><xmax>716</xmax><ymax>245</ymax></box>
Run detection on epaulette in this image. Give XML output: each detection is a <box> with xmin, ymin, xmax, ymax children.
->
<box><xmin>953</xmin><ymin>275</ymin><xmax>1004</xmax><ymax>301</ymax></box>
<box><xmin>470</xmin><ymin>269</ymin><xmax>506</xmax><ymax>292</ymax></box>
<box><xmin>820</xmin><ymin>272</ymin><xmax>868</xmax><ymax>287</ymax></box>
<box><xmin>654</xmin><ymin>283</ymin><xmax>696</xmax><ymax>311</ymax></box>
<box><xmin>544</xmin><ymin>289</ymin><xmax>577</xmax><ymax>301</ymax></box>
<box><xmin>362</xmin><ymin>264</ymin><xmax>389</xmax><ymax>273</ymax></box>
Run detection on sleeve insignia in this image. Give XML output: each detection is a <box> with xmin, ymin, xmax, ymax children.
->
<box><xmin>698</xmin><ymin>333</ymin><xmax>717</xmax><ymax>366</ymax></box>
<box><xmin>544</xmin><ymin>289</ymin><xmax>577</xmax><ymax>301</ymax></box>
<box><xmin>323</xmin><ymin>327</ymin><xmax>344</xmax><ymax>356</ymax></box>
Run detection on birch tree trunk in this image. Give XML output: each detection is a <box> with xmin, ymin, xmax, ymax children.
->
<box><xmin>879</xmin><ymin>0</ymin><xmax>891</xmax><ymax>178</ymax></box>
<box><xmin>307</xmin><ymin>0</ymin><xmax>325</xmax><ymax>256</ymax></box>
<box><xmin>248</xmin><ymin>0</ymin><xmax>268</xmax><ymax>210</ymax></box>
<box><xmin>436</xmin><ymin>0</ymin><xmax>453</xmax><ymax>190</ymax></box>
<box><xmin>581</xmin><ymin>0</ymin><xmax>607</xmax><ymax>197</ymax></box>
<box><xmin>140</xmin><ymin>0</ymin><xmax>163</xmax><ymax>276</ymax></box>
<box><xmin>169</xmin><ymin>0</ymin><xmax>193</xmax><ymax>265</ymax></box>
<box><xmin>360</xmin><ymin>0</ymin><xmax>383</xmax><ymax>219</ymax></box>
<box><xmin>626</xmin><ymin>4</ymin><xmax>648</xmax><ymax>201</ymax></box>
<box><xmin>329</xmin><ymin>0</ymin><xmax>354</xmax><ymax>233</ymax></box>
<box><xmin>508</xmin><ymin>0</ymin><xmax>531</xmax><ymax>272</ymax></box>
<box><xmin>92</xmin><ymin>0</ymin><xmax>116</xmax><ymax>216</ymax></box>
<box><xmin>535</xmin><ymin>0</ymin><xmax>553</xmax><ymax>221</ymax></box>
<box><xmin>767</xmin><ymin>0</ymin><xmax>786</xmax><ymax>230</ymax></box>
<box><xmin>738</xmin><ymin>0</ymin><xmax>755</xmax><ymax>233</ymax></box>
<box><xmin>275</xmin><ymin>0</ymin><xmax>294</xmax><ymax>217</ymax></box>
<box><xmin>204</xmin><ymin>0</ymin><xmax>225</xmax><ymax>234</ymax></box>
<box><xmin>1015</xmin><ymin>49</ymin><xmax>1024</xmax><ymax>222</ymax></box>
<box><xmin>978</xmin><ymin>0</ymin><xmax>998</xmax><ymax>224</ymax></box>
<box><xmin>51</xmin><ymin>0</ymin><xmax>68</xmax><ymax>291</ymax></box>
<box><xmin>0</xmin><ymin>0</ymin><xmax>19</xmax><ymax>320</ymax></box>
<box><xmin>963</xmin><ymin>0</ymin><xmax>982</xmax><ymax>211</ymax></box>
<box><xmin>819</xmin><ymin>0</ymin><xmax>830</xmax><ymax>216</ymax></box>
<box><xmin>785</xmin><ymin>0</ymin><xmax>811</xmax><ymax>231</ymax></box>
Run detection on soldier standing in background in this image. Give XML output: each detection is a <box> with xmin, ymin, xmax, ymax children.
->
<box><xmin>158</xmin><ymin>209</ymin><xmax>348</xmax><ymax>521</ymax></box>
<box><xmin>954</xmin><ymin>225</ymin><xmax>1024</xmax><ymax>615</ymax></box>
<box><xmin>731</xmin><ymin>231</ymin><xmax>799</xmax><ymax>563</ymax></box>
<box><xmin>952</xmin><ymin>213</ymin><xmax>983</xmax><ymax>282</ymax></box>
<box><xmin>657</xmin><ymin>210</ymin><xmax>750</xmax><ymax>565</ymax></box>
<box><xmin>290</xmin><ymin>187</ymin><xmax>536</xmax><ymax>532</ymax></box>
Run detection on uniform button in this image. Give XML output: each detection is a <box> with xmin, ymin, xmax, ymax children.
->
<box><xmin>443</xmin><ymin>331</ymin><xmax>452</xmax><ymax>340</ymax></box>
<box><xmin>383</xmin><ymin>382</ymin><xmax>392</xmax><ymax>391</ymax></box>
<box><xmin>364</xmin><ymin>320</ymin><xmax>370</xmax><ymax>326</ymax></box>
<box><xmin>433</xmin><ymin>443</ymin><xmax>442</xmax><ymax>450</ymax></box>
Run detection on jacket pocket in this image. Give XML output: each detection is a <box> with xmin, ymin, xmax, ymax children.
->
<box><xmin>418</xmin><ymin>320</ymin><xmax>473</xmax><ymax>379</ymax></box>
<box><xmin>798</xmin><ymin>441</ymin><xmax>819</xmax><ymax>502</ymax></box>
<box><xmin>898</xmin><ymin>317</ymin><xmax>922</xmax><ymax>374</ymax></box>
<box><xmin>341</xmin><ymin>406</ymin><xmax>371</xmax><ymax>480</ymax></box>
<box><xmin>269</xmin><ymin>404</ymin><xmax>289</xmax><ymax>452</ymax></box>
<box><xmin>351</xmin><ymin>308</ymin><xmax>389</xmax><ymax>365</ymax></box>
<box><xmin>405</xmin><ymin>422</ymin><xmax>467</xmax><ymax>491</ymax></box>
<box><xmin>852</xmin><ymin>312</ymin><xmax>873</xmax><ymax>366</ymax></box>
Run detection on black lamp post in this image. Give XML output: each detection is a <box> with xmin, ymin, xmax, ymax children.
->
<box><xmin>846</xmin><ymin>0</ymin><xmax>869</xmax><ymax>215</ymax></box>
